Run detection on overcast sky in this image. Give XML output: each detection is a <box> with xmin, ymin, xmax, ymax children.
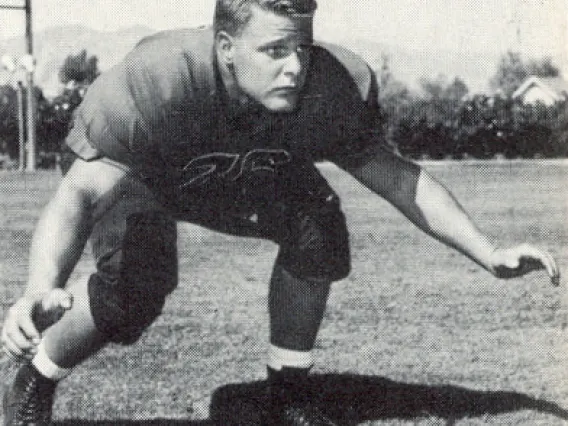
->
<box><xmin>1</xmin><ymin>0</ymin><xmax>566</xmax><ymax>69</ymax></box>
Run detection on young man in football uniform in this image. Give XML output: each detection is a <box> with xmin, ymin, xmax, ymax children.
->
<box><xmin>1</xmin><ymin>0</ymin><xmax>559</xmax><ymax>424</ymax></box>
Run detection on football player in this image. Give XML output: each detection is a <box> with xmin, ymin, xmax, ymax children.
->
<box><xmin>2</xmin><ymin>0</ymin><xmax>559</xmax><ymax>424</ymax></box>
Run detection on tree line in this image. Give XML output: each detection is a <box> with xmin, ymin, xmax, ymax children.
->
<box><xmin>378</xmin><ymin>52</ymin><xmax>567</xmax><ymax>159</ymax></box>
<box><xmin>0</xmin><ymin>50</ymin><xmax>98</xmax><ymax>168</ymax></box>
<box><xmin>0</xmin><ymin>49</ymin><xmax>566</xmax><ymax>168</ymax></box>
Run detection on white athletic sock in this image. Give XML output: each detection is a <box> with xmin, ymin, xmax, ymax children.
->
<box><xmin>31</xmin><ymin>341</ymin><xmax>72</xmax><ymax>381</ymax></box>
<box><xmin>268</xmin><ymin>344</ymin><xmax>314</xmax><ymax>371</ymax></box>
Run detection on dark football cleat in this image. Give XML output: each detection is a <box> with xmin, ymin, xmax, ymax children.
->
<box><xmin>266</xmin><ymin>367</ymin><xmax>337</xmax><ymax>426</ymax></box>
<box><xmin>3</xmin><ymin>363</ymin><xmax>56</xmax><ymax>426</ymax></box>
<box><xmin>270</xmin><ymin>402</ymin><xmax>338</xmax><ymax>426</ymax></box>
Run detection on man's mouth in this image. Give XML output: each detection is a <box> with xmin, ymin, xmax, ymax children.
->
<box><xmin>271</xmin><ymin>87</ymin><xmax>298</xmax><ymax>96</ymax></box>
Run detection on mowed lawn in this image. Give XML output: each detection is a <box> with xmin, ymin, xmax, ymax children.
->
<box><xmin>1</xmin><ymin>160</ymin><xmax>567</xmax><ymax>425</ymax></box>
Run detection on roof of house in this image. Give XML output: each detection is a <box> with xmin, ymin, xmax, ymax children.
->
<box><xmin>538</xmin><ymin>76</ymin><xmax>568</xmax><ymax>93</ymax></box>
<box><xmin>512</xmin><ymin>75</ymin><xmax>568</xmax><ymax>100</ymax></box>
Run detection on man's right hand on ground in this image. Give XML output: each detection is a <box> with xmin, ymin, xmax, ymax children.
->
<box><xmin>1</xmin><ymin>289</ymin><xmax>72</xmax><ymax>362</ymax></box>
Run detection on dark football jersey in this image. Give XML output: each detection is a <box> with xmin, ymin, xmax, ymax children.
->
<box><xmin>66</xmin><ymin>27</ymin><xmax>382</xmax><ymax>213</ymax></box>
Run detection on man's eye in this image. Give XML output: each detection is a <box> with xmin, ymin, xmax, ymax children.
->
<box><xmin>266</xmin><ymin>46</ymin><xmax>290</xmax><ymax>59</ymax></box>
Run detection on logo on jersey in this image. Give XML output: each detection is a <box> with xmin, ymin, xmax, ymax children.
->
<box><xmin>180</xmin><ymin>149</ymin><xmax>291</xmax><ymax>188</ymax></box>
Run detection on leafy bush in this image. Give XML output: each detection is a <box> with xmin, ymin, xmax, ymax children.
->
<box><xmin>387</xmin><ymin>94</ymin><xmax>568</xmax><ymax>160</ymax></box>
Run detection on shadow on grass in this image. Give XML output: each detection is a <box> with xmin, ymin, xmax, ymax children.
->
<box><xmin>52</xmin><ymin>373</ymin><xmax>568</xmax><ymax>425</ymax></box>
<box><xmin>211</xmin><ymin>373</ymin><xmax>568</xmax><ymax>425</ymax></box>
<box><xmin>53</xmin><ymin>422</ymin><xmax>211</xmax><ymax>426</ymax></box>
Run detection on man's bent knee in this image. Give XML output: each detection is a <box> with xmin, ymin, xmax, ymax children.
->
<box><xmin>87</xmin><ymin>274</ymin><xmax>169</xmax><ymax>344</ymax></box>
<box><xmin>88</xmin><ymin>212</ymin><xmax>178</xmax><ymax>344</ymax></box>
<box><xmin>276</xmin><ymin>199</ymin><xmax>351</xmax><ymax>283</ymax></box>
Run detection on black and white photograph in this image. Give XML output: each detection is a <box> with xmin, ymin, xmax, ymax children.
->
<box><xmin>0</xmin><ymin>1</ymin><xmax>566</xmax><ymax>424</ymax></box>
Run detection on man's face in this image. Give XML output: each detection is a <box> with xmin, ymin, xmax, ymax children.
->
<box><xmin>229</xmin><ymin>6</ymin><xmax>313</xmax><ymax>112</ymax></box>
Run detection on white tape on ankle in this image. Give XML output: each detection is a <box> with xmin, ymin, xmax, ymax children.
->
<box><xmin>268</xmin><ymin>344</ymin><xmax>314</xmax><ymax>370</ymax></box>
<box><xmin>31</xmin><ymin>341</ymin><xmax>72</xmax><ymax>381</ymax></box>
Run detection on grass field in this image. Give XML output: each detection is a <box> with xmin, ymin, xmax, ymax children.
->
<box><xmin>1</xmin><ymin>161</ymin><xmax>567</xmax><ymax>425</ymax></box>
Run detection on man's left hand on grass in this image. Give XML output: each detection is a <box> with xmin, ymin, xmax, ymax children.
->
<box><xmin>489</xmin><ymin>243</ymin><xmax>560</xmax><ymax>286</ymax></box>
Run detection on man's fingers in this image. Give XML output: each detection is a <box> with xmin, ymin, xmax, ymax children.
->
<box><xmin>518</xmin><ymin>245</ymin><xmax>560</xmax><ymax>285</ymax></box>
<box><xmin>524</xmin><ymin>246</ymin><xmax>559</xmax><ymax>278</ymax></box>
<box><xmin>494</xmin><ymin>245</ymin><xmax>560</xmax><ymax>285</ymax></box>
<box><xmin>1</xmin><ymin>304</ymin><xmax>41</xmax><ymax>362</ymax></box>
<box><xmin>3</xmin><ymin>342</ymin><xmax>24</xmax><ymax>361</ymax></box>
<box><xmin>42</xmin><ymin>289</ymin><xmax>73</xmax><ymax>311</ymax></box>
<box><xmin>5</xmin><ymin>326</ymin><xmax>37</xmax><ymax>353</ymax></box>
<box><xmin>2</xmin><ymin>332</ymin><xmax>36</xmax><ymax>361</ymax></box>
<box><xmin>0</xmin><ymin>290</ymin><xmax>73</xmax><ymax>364</ymax></box>
<box><xmin>540</xmin><ymin>250</ymin><xmax>556</xmax><ymax>276</ymax></box>
<box><xmin>18</xmin><ymin>314</ymin><xmax>41</xmax><ymax>343</ymax></box>
<box><xmin>544</xmin><ymin>251</ymin><xmax>561</xmax><ymax>286</ymax></box>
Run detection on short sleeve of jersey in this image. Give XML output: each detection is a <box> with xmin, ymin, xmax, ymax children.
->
<box><xmin>65</xmin><ymin>50</ymin><xmax>152</xmax><ymax>166</ymax></box>
<box><xmin>305</xmin><ymin>44</ymin><xmax>385</xmax><ymax>169</ymax></box>
<box><xmin>65</xmin><ymin>30</ymin><xmax>206</xmax><ymax>169</ymax></box>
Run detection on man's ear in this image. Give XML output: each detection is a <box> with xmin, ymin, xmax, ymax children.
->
<box><xmin>215</xmin><ymin>31</ymin><xmax>235</xmax><ymax>65</ymax></box>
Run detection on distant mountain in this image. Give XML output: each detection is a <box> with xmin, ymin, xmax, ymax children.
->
<box><xmin>324</xmin><ymin>36</ymin><xmax>501</xmax><ymax>94</ymax></box>
<box><xmin>0</xmin><ymin>24</ymin><xmax>500</xmax><ymax>97</ymax></box>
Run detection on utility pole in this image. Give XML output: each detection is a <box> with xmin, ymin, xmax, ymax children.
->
<box><xmin>16</xmin><ymin>82</ymin><xmax>25</xmax><ymax>171</ymax></box>
<box><xmin>0</xmin><ymin>0</ymin><xmax>35</xmax><ymax>171</ymax></box>
<box><xmin>24</xmin><ymin>0</ymin><xmax>35</xmax><ymax>171</ymax></box>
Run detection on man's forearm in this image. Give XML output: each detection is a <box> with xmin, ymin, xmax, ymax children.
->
<box><xmin>413</xmin><ymin>170</ymin><xmax>496</xmax><ymax>272</ymax></box>
<box><xmin>25</xmin><ymin>183</ymin><xmax>92</xmax><ymax>298</ymax></box>
<box><xmin>344</xmin><ymin>152</ymin><xmax>496</xmax><ymax>273</ymax></box>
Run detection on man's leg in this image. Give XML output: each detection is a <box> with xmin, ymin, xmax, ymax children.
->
<box><xmin>41</xmin><ymin>164</ymin><xmax>179</xmax><ymax>365</ymax></box>
<box><xmin>266</xmin><ymin>264</ymin><xmax>338</xmax><ymax>426</ymax></box>
<box><xmin>4</xmin><ymin>174</ymin><xmax>178</xmax><ymax>425</ymax></box>
<box><xmin>38</xmin><ymin>276</ymin><xmax>108</xmax><ymax>369</ymax></box>
<box><xmin>263</xmin><ymin>190</ymin><xmax>350</xmax><ymax>424</ymax></box>
<box><xmin>2</xmin><ymin>279</ymin><xmax>108</xmax><ymax>426</ymax></box>
<box><xmin>269</xmin><ymin>263</ymin><xmax>331</xmax><ymax>353</ymax></box>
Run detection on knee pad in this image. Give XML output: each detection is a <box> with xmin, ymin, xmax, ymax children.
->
<box><xmin>276</xmin><ymin>196</ymin><xmax>351</xmax><ymax>282</ymax></box>
<box><xmin>88</xmin><ymin>212</ymin><xmax>178</xmax><ymax>344</ymax></box>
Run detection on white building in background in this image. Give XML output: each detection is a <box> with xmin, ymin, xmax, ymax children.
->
<box><xmin>512</xmin><ymin>75</ymin><xmax>568</xmax><ymax>106</ymax></box>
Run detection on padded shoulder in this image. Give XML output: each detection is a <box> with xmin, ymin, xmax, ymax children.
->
<box><xmin>135</xmin><ymin>26</ymin><xmax>214</xmax><ymax>58</ymax></box>
<box><xmin>314</xmin><ymin>41</ymin><xmax>374</xmax><ymax>101</ymax></box>
<box><xmin>129</xmin><ymin>27</ymin><xmax>217</xmax><ymax>101</ymax></box>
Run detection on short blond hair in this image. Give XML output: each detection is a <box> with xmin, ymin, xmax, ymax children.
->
<box><xmin>214</xmin><ymin>0</ymin><xmax>317</xmax><ymax>35</ymax></box>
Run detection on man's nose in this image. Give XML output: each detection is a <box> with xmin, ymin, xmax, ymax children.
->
<box><xmin>282</xmin><ymin>51</ymin><xmax>302</xmax><ymax>79</ymax></box>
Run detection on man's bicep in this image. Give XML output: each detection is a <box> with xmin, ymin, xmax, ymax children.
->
<box><xmin>341</xmin><ymin>147</ymin><xmax>422</xmax><ymax>206</ymax></box>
